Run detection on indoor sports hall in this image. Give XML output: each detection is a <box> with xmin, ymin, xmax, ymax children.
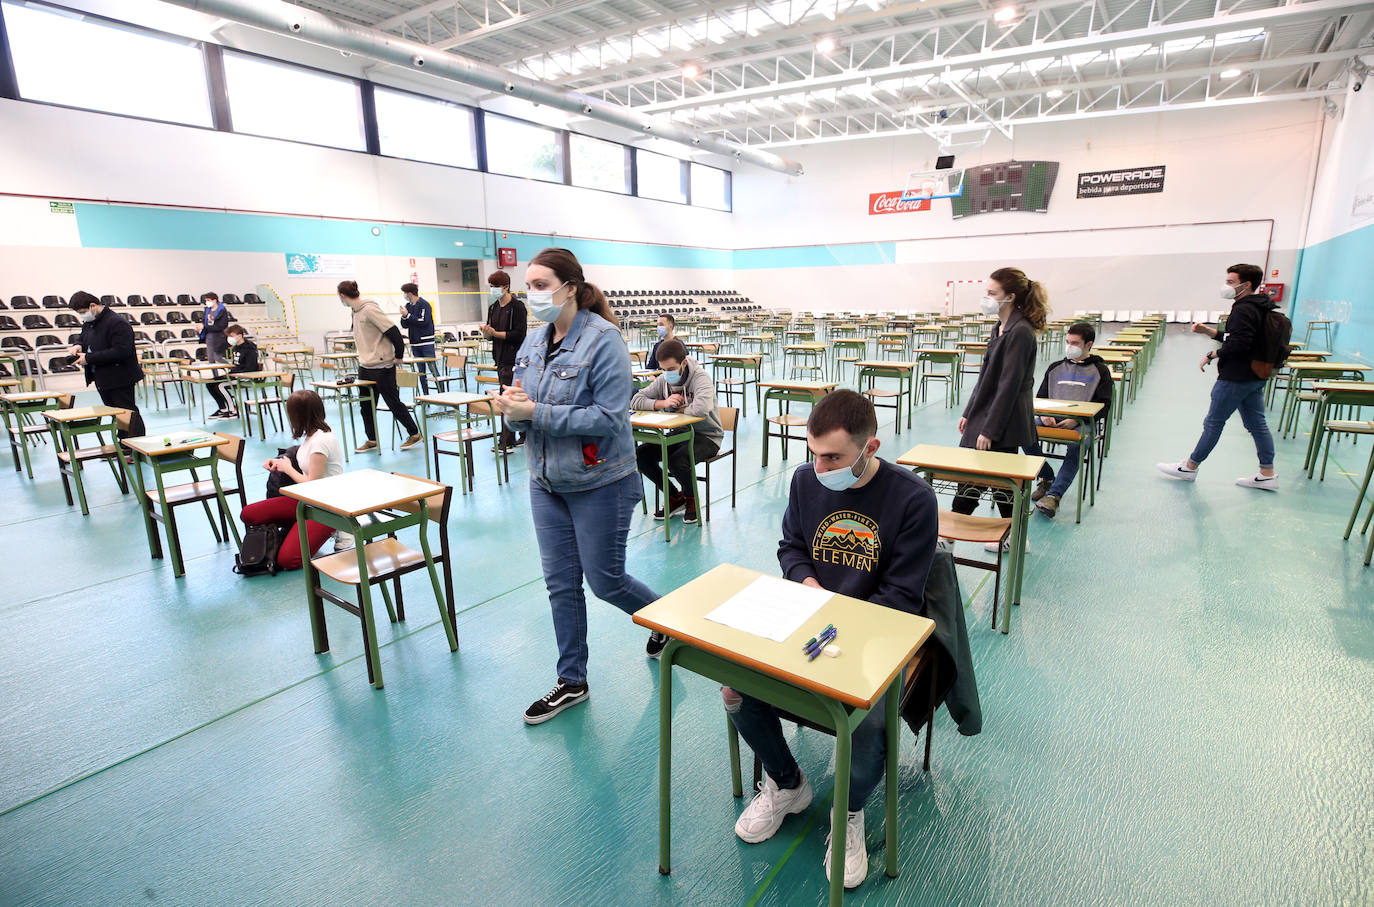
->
<box><xmin>1</xmin><ymin>0</ymin><xmax>1370</xmax><ymax>904</ymax></box>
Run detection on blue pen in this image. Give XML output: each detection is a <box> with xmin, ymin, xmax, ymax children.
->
<box><xmin>802</xmin><ymin>623</ymin><xmax>834</xmax><ymax>651</ymax></box>
<box><xmin>806</xmin><ymin>627</ymin><xmax>838</xmax><ymax>659</ymax></box>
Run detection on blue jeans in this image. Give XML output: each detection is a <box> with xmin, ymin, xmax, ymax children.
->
<box><xmin>412</xmin><ymin>342</ymin><xmax>438</xmax><ymax>394</ymax></box>
<box><xmin>1189</xmin><ymin>379</ymin><xmax>1274</xmax><ymax>469</ymax></box>
<box><xmin>729</xmin><ymin>690</ymin><xmax>889</xmax><ymax>813</ymax></box>
<box><xmin>529</xmin><ymin>472</ymin><xmax>659</xmax><ymax>686</ymax></box>
<box><xmin>1047</xmin><ymin>442</ymin><xmax>1082</xmax><ymax>498</ymax></box>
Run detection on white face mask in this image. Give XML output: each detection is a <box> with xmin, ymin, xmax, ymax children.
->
<box><xmin>816</xmin><ymin>450</ymin><xmax>871</xmax><ymax>492</ymax></box>
<box><xmin>979</xmin><ymin>296</ymin><xmax>1003</xmax><ymax>315</ymax></box>
<box><xmin>489</xmin><ymin>287</ymin><xmax>504</xmax><ymax>300</ymax></box>
<box><xmin>80</xmin><ymin>310</ymin><xmax>96</xmax><ymax>323</ymax></box>
<box><xmin>228</xmin><ymin>336</ymin><xmax>242</xmax><ymax>347</ymax></box>
<box><xmin>527</xmin><ymin>281</ymin><xmax>569</xmax><ymax>322</ymax></box>
<box><xmin>1219</xmin><ymin>283</ymin><xmax>1239</xmax><ymax>300</ymax></box>
<box><xmin>657</xmin><ymin>325</ymin><xmax>668</xmax><ymax>338</ymax></box>
<box><xmin>1065</xmin><ymin>344</ymin><xmax>1084</xmax><ymax>360</ymax></box>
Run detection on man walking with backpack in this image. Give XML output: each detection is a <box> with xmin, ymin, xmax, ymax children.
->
<box><xmin>1157</xmin><ymin>263</ymin><xmax>1285</xmax><ymax>491</ymax></box>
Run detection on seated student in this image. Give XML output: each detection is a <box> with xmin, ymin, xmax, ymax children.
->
<box><xmin>646</xmin><ymin>313</ymin><xmax>677</xmax><ymax>369</ymax></box>
<box><xmin>729</xmin><ymin>389</ymin><xmax>938</xmax><ymax>891</ymax></box>
<box><xmin>207</xmin><ymin>324</ymin><xmax>258</xmax><ymax>420</ymax></box>
<box><xmin>631</xmin><ymin>338</ymin><xmax>723</xmax><ymax>524</ymax></box>
<box><xmin>1031</xmin><ymin>322</ymin><xmax>1113</xmax><ymax>518</ymax></box>
<box><xmin>240</xmin><ymin>390</ymin><xmax>348</xmax><ymax>569</ymax></box>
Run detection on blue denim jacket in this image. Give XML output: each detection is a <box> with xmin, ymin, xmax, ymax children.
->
<box><xmin>508</xmin><ymin>308</ymin><xmax>638</xmax><ymax>493</ymax></box>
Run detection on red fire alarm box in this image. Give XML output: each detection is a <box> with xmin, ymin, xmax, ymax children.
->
<box><xmin>498</xmin><ymin>248</ymin><xmax>517</xmax><ymax>268</ymax></box>
<box><xmin>1260</xmin><ymin>282</ymin><xmax>1284</xmax><ymax>302</ymax></box>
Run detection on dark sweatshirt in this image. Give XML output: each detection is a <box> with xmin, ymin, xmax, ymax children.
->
<box><xmin>486</xmin><ymin>296</ymin><xmax>527</xmax><ymax>367</ymax></box>
<box><xmin>1036</xmin><ymin>354</ymin><xmax>1113</xmax><ymax>422</ymax></box>
<box><xmin>1214</xmin><ymin>293</ymin><xmax>1279</xmax><ymax>382</ymax></box>
<box><xmin>778</xmin><ymin>459</ymin><xmax>939</xmax><ymax>617</ymax></box>
<box><xmin>226</xmin><ymin>338</ymin><xmax>261</xmax><ymax>375</ymax></box>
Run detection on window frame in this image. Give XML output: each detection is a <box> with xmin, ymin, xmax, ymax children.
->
<box><xmin>371</xmin><ymin>82</ymin><xmax>481</xmax><ymax>173</ymax></box>
<box><xmin>220</xmin><ymin>48</ymin><xmax>367</xmax><ymax>154</ymax></box>
<box><xmin>482</xmin><ymin>110</ymin><xmax>567</xmax><ymax>185</ymax></box>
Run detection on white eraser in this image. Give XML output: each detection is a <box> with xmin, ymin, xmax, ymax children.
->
<box><xmin>821</xmin><ymin>645</ymin><xmax>841</xmax><ymax>657</ymax></box>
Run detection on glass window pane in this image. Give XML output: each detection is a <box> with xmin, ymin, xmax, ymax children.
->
<box><xmin>485</xmin><ymin>115</ymin><xmax>562</xmax><ymax>182</ymax></box>
<box><xmin>223</xmin><ymin>53</ymin><xmax>364</xmax><ymax>151</ymax></box>
<box><xmin>570</xmin><ymin>134</ymin><xmax>628</xmax><ymax>194</ymax></box>
<box><xmin>3</xmin><ymin>2</ymin><xmax>211</xmax><ymax>127</ymax></box>
<box><xmin>691</xmin><ymin>163</ymin><xmax>731</xmax><ymax>211</ymax></box>
<box><xmin>637</xmin><ymin>150</ymin><xmax>686</xmax><ymax>203</ymax></box>
<box><xmin>375</xmin><ymin>88</ymin><xmax>477</xmax><ymax>169</ymax></box>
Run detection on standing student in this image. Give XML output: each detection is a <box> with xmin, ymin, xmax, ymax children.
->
<box><xmin>1031</xmin><ymin>322</ymin><xmax>1112</xmax><ymax>518</ymax></box>
<box><xmin>630</xmin><ymin>337</ymin><xmax>723</xmax><ymax>523</ymax></box>
<box><xmin>480</xmin><ymin>270</ymin><xmax>527</xmax><ymax>451</ymax></box>
<box><xmin>646</xmin><ymin>313</ymin><xmax>677</xmax><ymax>369</ymax></box>
<box><xmin>493</xmin><ymin>247</ymin><xmax>662</xmax><ymax>726</ymax></box>
<box><xmin>399</xmin><ymin>283</ymin><xmax>439</xmax><ymax>396</ymax></box>
<box><xmin>729</xmin><ymin>390</ymin><xmax>937</xmax><ymax>891</ymax></box>
<box><xmin>338</xmin><ymin>280</ymin><xmax>423</xmax><ymax>453</ymax></box>
<box><xmin>66</xmin><ymin>291</ymin><xmax>146</xmax><ymax>439</ymax></box>
<box><xmin>1157</xmin><ymin>263</ymin><xmax>1279</xmax><ymax>491</ymax></box>
<box><xmin>951</xmin><ymin>268</ymin><xmax>1046</xmax><ymax>548</ymax></box>
<box><xmin>206</xmin><ymin>324</ymin><xmax>259</xmax><ymax>420</ymax></box>
<box><xmin>240</xmin><ymin>390</ymin><xmax>349</xmax><ymax>569</ymax></box>
<box><xmin>201</xmin><ymin>293</ymin><xmax>232</xmax><ymax>364</ymax></box>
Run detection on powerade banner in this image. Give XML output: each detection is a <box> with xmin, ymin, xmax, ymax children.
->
<box><xmin>1077</xmin><ymin>165</ymin><xmax>1166</xmax><ymax>198</ymax></box>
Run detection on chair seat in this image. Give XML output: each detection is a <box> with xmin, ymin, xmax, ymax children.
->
<box><xmin>937</xmin><ymin>509</ymin><xmax>1012</xmax><ymax>544</ymax></box>
<box><xmin>862</xmin><ymin>389</ymin><xmax>899</xmax><ymax>399</ymax></box>
<box><xmin>9</xmin><ymin>423</ymin><xmax>48</xmax><ymax>438</ymax></box>
<box><xmin>767</xmin><ymin>415</ymin><xmax>808</xmax><ymax>427</ymax></box>
<box><xmin>717</xmin><ymin>378</ymin><xmax>744</xmax><ymax>386</ymax></box>
<box><xmin>144</xmin><ymin>480</ymin><xmax>227</xmax><ymax>505</ymax></box>
<box><xmin>244</xmin><ymin>397</ymin><xmax>285</xmax><ymax>407</ymax></box>
<box><xmin>1036</xmin><ymin>426</ymin><xmax>1080</xmax><ymax>443</ymax></box>
<box><xmin>434</xmin><ymin>429</ymin><xmax>493</xmax><ymax>443</ymax></box>
<box><xmin>475</xmin><ymin>375</ymin><xmax>500</xmax><ymax>384</ymax></box>
<box><xmin>57</xmin><ymin>444</ymin><xmax>120</xmax><ymax>463</ymax></box>
<box><xmin>311</xmin><ymin>537</ymin><xmax>425</xmax><ymax>585</ymax></box>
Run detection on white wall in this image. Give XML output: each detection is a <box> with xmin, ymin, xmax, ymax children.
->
<box><xmin>731</xmin><ymin>101</ymin><xmax>1322</xmax><ymax>316</ymax></box>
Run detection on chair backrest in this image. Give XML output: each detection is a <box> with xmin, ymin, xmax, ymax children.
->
<box><xmin>719</xmin><ymin>406</ymin><xmax>739</xmax><ymax>434</ymax></box>
<box><xmin>465</xmin><ymin>399</ymin><xmax>496</xmax><ymax>417</ymax></box>
<box><xmin>58</xmin><ymin>393</ymin><xmax>75</xmax><ymax>410</ymax></box>
<box><xmin>213</xmin><ymin>431</ymin><xmax>245</xmax><ymax>466</ymax></box>
<box><xmin>387</xmin><ymin>472</ymin><xmax>452</xmax><ymax>525</ymax></box>
<box><xmin>283</xmin><ymin>372</ymin><xmax>296</xmax><ymax>392</ymax></box>
<box><xmin>396</xmin><ymin>369</ymin><xmax>419</xmax><ymax>390</ymax></box>
<box><xmin>444</xmin><ymin>351</ymin><xmax>467</xmax><ymax>369</ymax></box>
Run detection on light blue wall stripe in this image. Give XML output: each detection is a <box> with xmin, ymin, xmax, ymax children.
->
<box><xmin>503</xmin><ymin>232</ymin><xmax>732</xmax><ymax>271</ymax></box>
<box><xmin>732</xmin><ymin>242</ymin><xmax>897</xmax><ymax>269</ymax></box>
<box><xmin>1290</xmin><ymin>221</ymin><xmax>1374</xmax><ymax>363</ymax></box>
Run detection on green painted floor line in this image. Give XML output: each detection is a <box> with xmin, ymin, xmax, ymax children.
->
<box><xmin>745</xmin><ymin>787</ymin><xmax>837</xmax><ymax>907</ymax></box>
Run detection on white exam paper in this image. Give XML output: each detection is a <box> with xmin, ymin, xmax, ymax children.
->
<box><xmin>632</xmin><ymin>412</ymin><xmax>680</xmax><ymax>426</ymax></box>
<box><xmin>704</xmin><ymin>575</ymin><xmax>831</xmax><ymax>642</ymax></box>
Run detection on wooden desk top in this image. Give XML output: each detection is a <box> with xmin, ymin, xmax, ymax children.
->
<box><xmin>415</xmin><ymin>391</ymin><xmax>491</xmax><ymax>408</ymax></box>
<box><xmin>1313</xmin><ymin>381</ymin><xmax>1374</xmax><ymax>393</ymax></box>
<box><xmin>710</xmin><ymin>353</ymin><xmax>764</xmax><ymax>363</ymax></box>
<box><xmin>179</xmin><ymin>362</ymin><xmax>230</xmax><ymax>373</ymax></box>
<box><xmin>1</xmin><ymin>390</ymin><xmax>65</xmax><ymax>404</ymax></box>
<box><xmin>741</xmin><ymin>334</ymin><xmax>776</xmax><ymax>340</ymax></box>
<box><xmin>319</xmin><ymin>353</ymin><xmax>358</xmax><ymax>362</ymax></box>
<box><xmin>1035</xmin><ymin>398</ymin><xmax>1104</xmax><ymax>418</ymax></box>
<box><xmin>761</xmin><ymin>380</ymin><xmax>838</xmax><ymax>392</ymax></box>
<box><xmin>282</xmin><ymin>468</ymin><xmax>444</xmax><ymax>518</ymax></box>
<box><xmin>855</xmin><ymin>360</ymin><xmax>917</xmax><ymax>371</ymax></box>
<box><xmin>784</xmin><ymin>342</ymin><xmax>827</xmax><ymax>351</ymax></box>
<box><xmin>270</xmin><ymin>346</ymin><xmax>311</xmax><ymax>355</ymax></box>
<box><xmin>403</xmin><ymin>356</ymin><xmax>439</xmax><ymax>364</ymax></box>
<box><xmin>1290</xmin><ymin>363</ymin><xmax>1369</xmax><ymax>373</ymax></box>
<box><xmin>896</xmin><ymin>443</ymin><xmax>1046</xmax><ymax>482</ymax></box>
<box><xmin>44</xmin><ymin>405</ymin><xmax>126</xmax><ymax>423</ymax></box>
<box><xmin>1093</xmin><ymin>346</ymin><xmax>1138</xmax><ymax>357</ymax></box>
<box><xmin>229</xmin><ymin>371</ymin><xmax>287</xmax><ymax>380</ymax></box>
<box><xmin>916</xmin><ymin>348</ymin><xmax>962</xmax><ymax>357</ymax></box>
<box><xmin>630</xmin><ymin>412</ymin><xmax>704</xmax><ymax>431</ymax></box>
<box><xmin>311</xmin><ymin>379</ymin><xmax>376</xmax><ymax>390</ymax></box>
<box><xmin>123</xmin><ymin>431</ymin><xmax>229</xmax><ymax>457</ymax></box>
<box><xmin>955</xmin><ymin>341</ymin><xmax>987</xmax><ymax>350</ymax></box>
<box><xmin>632</xmin><ymin>563</ymin><xmax>934</xmax><ymax>710</ymax></box>
<box><xmin>1287</xmin><ymin>350</ymin><xmax>1330</xmax><ymax>359</ymax></box>
<box><xmin>139</xmin><ymin>357</ymin><xmax>178</xmax><ymax>365</ymax></box>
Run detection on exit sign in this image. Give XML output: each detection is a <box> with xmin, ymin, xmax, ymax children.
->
<box><xmin>49</xmin><ymin>201</ymin><xmax>74</xmax><ymax>214</ymax></box>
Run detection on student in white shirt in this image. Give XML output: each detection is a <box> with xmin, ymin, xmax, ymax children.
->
<box><xmin>239</xmin><ymin>390</ymin><xmax>348</xmax><ymax>569</ymax></box>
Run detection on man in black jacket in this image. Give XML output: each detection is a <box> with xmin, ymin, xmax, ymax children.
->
<box><xmin>67</xmin><ymin>291</ymin><xmax>145</xmax><ymax>439</ymax></box>
<box><xmin>1158</xmin><ymin>263</ymin><xmax>1278</xmax><ymax>491</ymax></box>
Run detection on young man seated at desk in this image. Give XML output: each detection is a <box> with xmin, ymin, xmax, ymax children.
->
<box><xmin>630</xmin><ymin>338</ymin><xmax>722</xmax><ymax>524</ymax></box>
<box><xmin>728</xmin><ymin>389</ymin><xmax>938</xmax><ymax>890</ymax></box>
<box><xmin>207</xmin><ymin>324</ymin><xmax>260</xmax><ymax>420</ymax></box>
<box><xmin>1031</xmin><ymin>321</ymin><xmax>1112</xmax><ymax>518</ymax></box>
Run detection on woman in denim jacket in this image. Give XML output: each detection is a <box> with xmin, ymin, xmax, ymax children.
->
<box><xmin>494</xmin><ymin>248</ymin><xmax>664</xmax><ymax>726</ymax></box>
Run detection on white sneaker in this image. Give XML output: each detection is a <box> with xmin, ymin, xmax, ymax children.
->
<box><xmin>1156</xmin><ymin>461</ymin><xmax>1198</xmax><ymax>482</ymax></box>
<box><xmin>823</xmin><ymin>808</ymin><xmax>868</xmax><ymax>890</ymax></box>
<box><xmin>734</xmin><ymin>772</ymin><xmax>812</xmax><ymax>844</ymax></box>
<box><xmin>984</xmin><ymin>538</ymin><xmax>1029</xmax><ymax>553</ymax></box>
<box><xmin>332</xmin><ymin>530</ymin><xmax>355</xmax><ymax>553</ymax></box>
<box><xmin>1236</xmin><ymin>473</ymin><xmax>1279</xmax><ymax>492</ymax></box>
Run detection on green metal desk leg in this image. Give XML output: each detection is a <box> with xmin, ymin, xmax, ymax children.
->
<box><xmin>658</xmin><ymin>639</ymin><xmax>678</xmax><ymax>875</ymax></box>
<box><xmin>298</xmin><ymin>502</ymin><xmax>329</xmax><ymax>658</ymax></box>
<box><xmin>727</xmin><ymin>713</ymin><xmax>744</xmax><ymax>798</ymax></box>
<box><xmin>421</xmin><ymin>403</ymin><xmax>432</xmax><ymax>479</ymax></box>
<box><xmin>823</xmin><ymin>694</ymin><xmax>853</xmax><ymax>907</ymax></box>
<box><xmin>126</xmin><ymin>451</ymin><xmax>162</xmax><ymax>560</ymax></box>
<box><xmin>883</xmin><ymin>680</ymin><xmax>900</xmax><ymax>879</ymax></box>
<box><xmin>1304</xmin><ymin>395</ymin><xmax>1327</xmax><ymax>478</ymax></box>
<box><xmin>660</xmin><ymin>436</ymin><xmax>672</xmax><ymax>542</ymax></box>
<box><xmin>151</xmin><ymin>462</ymin><xmax>184</xmax><ymax>577</ymax></box>
<box><xmin>687</xmin><ymin>432</ymin><xmax>700</xmax><ymax>523</ymax></box>
<box><xmin>209</xmin><ymin>454</ymin><xmax>242</xmax><ymax>546</ymax></box>
<box><xmin>64</xmin><ymin>423</ymin><xmax>92</xmax><ymax>517</ymax></box>
<box><xmin>351</xmin><ymin>516</ymin><xmax>386</xmax><ymax>689</ymax></box>
<box><xmin>1003</xmin><ymin>480</ymin><xmax>1027</xmax><ymax>633</ymax></box>
<box><xmin>416</xmin><ymin>504</ymin><xmax>459</xmax><ymax>651</ymax></box>
<box><xmin>1344</xmin><ymin>444</ymin><xmax>1374</xmax><ymax>539</ymax></box>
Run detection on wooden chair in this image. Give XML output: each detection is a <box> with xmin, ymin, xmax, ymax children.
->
<box><xmin>937</xmin><ymin>509</ymin><xmax>1011</xmax><ymax>628</ymax></box>
<box><xmin>140</xmin><ymin>432</ymin><xmax>246</xmax><ymax>549</ymax></box>
<box><xmin>432</xmin><ymin>351</ymin><xmax>469</xmax><ymax>393</ymax></box>
<box><xmin>727</xmin><ymin>645</ymin><xmax>941</xmax><ymax>797</ymax></box>
<box><xmin>242</xmin><ymin>372</ymin><xmax>294</xmax><ymax>439</ymax></box>
<box><xmin>54</xmin><ymin>405</ymin><xmax>130</xmax><ymax>509</ymax></box>
<box><xmin>1034</xmin><ymin>423</ymin><xmax>1094</xmax><ymax>523</ymax></box>
<box><xmin>694</xmin><ymin>407</ymin><xmax>738</xmax><ymax>521</ymax></box>
<box><xmin>6</xmin><ymin>392</ymin><xmax>69</xmax><ymax>479</ymax></box>
<box><xmin>388</xmin><ymin>370</ymin><xmax>422</xmax><ymax>448</ymax></box>
<box><xmin>432</xmin><ymin>399</ymin><xmax>508</xmax><ymax>492</ymax></box>
<box><xmin>307</xmin><ymin>475</ymin><xmax>458</xmax><ymax>686</ymax></box>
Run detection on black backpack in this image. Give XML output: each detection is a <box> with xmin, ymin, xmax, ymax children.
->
<box><xmin>1250</xmin><ymin>303</ymin><xmax>1293</xmax><ymax>379</ymax></box>
<box><xmin>234</xmin><ymin>523</ymin><xmax>289</xmax><ymax>576</ymax></box>
<box><xmin>265</xmin><ymin>446</ymin><xmax>301</xmax><ymax>498</ymax></box>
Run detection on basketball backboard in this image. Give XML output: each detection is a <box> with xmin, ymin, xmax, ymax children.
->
<box><xmin>901</xmin><ymin>168</ymin><xmax>966</xmax><ymax>203</ymax></box>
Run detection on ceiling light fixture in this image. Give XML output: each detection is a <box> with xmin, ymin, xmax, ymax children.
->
<box><xmin>682</xmin><ymin>63</ymin><xmax>700</xmax><ymax>78</ymax></box>
<box><xmin>994</xmin><ymin>6</ymin><xmax>1017</xmax><ymax>23</ymax></box>
<box><xmin>816</xmin><ymin>37</ymin><xmax>836</xmax><ymax>53</ymax></box>
<box><xmin>1046</xmin><ymin>88</ymin><xmax>1064</xmax><ymax>98</ymax></box>
<box><xmin>797</xmin><ymin>115</ymin><xmax>811</xmax><ymax>126</ymax></box>
<box><xmin>1220</xmin><ymin>68</ymin><xmax>1242</xmax><ymax>78</ymax></box>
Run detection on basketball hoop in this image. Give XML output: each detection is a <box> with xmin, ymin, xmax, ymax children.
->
<box><xmin>901</xmin><ymin>168</ymin><xmax>966</xmax><ymax>203</ymax></box>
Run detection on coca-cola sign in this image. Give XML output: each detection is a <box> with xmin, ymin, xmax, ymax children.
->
<box><xmin>868</xmin><ymin>191</ymin><xmax>931</xmax><ymax>215</ymax></box>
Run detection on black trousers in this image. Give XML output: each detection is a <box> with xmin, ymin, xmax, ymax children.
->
<box><xmin>950</xmin><ymin>443</ymin><xmax>1016</xmax><ymax>518</ymax></box>
<box><xmin>358</xmin><ymin>365</ymin><xmax>418</xmax><ymax>441</ymax></box>
<box><xmin>97</xmin><ymin>383</ymin><xmax>145</xmax><ymax>440</ymax></box>
<box><xmin>497</xmin><ymin>361</ymin><xmax>524</xmax><ymax>447</ymax></box>
<box><xmin>636</xmin><ymin>433</ymin><xmax>720</xmax><ymax>500</ymax></box>
<box><xmin>207</xmin><ymin>380</ymin><xmax>232</xmax><ymax>412</ymax></box>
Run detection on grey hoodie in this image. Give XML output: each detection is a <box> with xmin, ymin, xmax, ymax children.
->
<box><xmin>631</xmin><ymin>357</ymin><xmax>724</xmax><ymax>443</ymax></box>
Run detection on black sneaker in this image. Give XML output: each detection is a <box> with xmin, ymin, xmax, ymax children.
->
<box><xmin>523</xmin><ymin>678</ymin><xmax>589</xmax><ymax>725</ymax></box>
<box><xmin>654</xmin><ymin>493</ymin><xmax>686</xmax><ymax>521</ymax></box>
<box><xmin>646</xmin><ymin>631</ymin><xmax>669</xmax><ymax>658</ymax></box>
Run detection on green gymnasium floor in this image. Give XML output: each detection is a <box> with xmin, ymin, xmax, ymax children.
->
<box><xmin>1</xmin><ymin>331</ymin><xmax>1370</xmax><ymax>906</ymax></box>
